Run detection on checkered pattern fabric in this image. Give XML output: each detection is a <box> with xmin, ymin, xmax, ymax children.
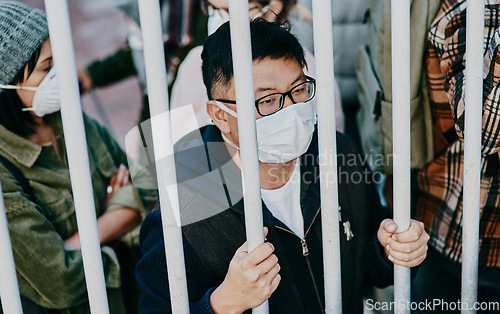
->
<box><xmin>417</xmin><ymin>0</ymin><xmax>500</xmax><ymax>267</ymax></box>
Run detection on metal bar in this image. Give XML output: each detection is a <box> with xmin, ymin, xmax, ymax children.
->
<box><xmin>311</xmin><ymin>0</ymin><xmax>342</xmax><ymax>312</ymax></box>
<box><xmin>462</xmin><ymin>1</ymin><xmax>484</xmax><ymax>312</ymax></box>
<box><xmin>89</xmin><ymin>90</ymin><xmax>116</xmax><ymax>139</ymax></box>
<box><xmin>137</xmin><ymin>0</ymin><xmax>190</xmax><ymax>312</ymax></box>
<box><xmin>0</xmin><ymin>185</ymin><xmax>23</xmax><ymax>314</ymax></box>
<box><xmin>390</xmin><ymin>0</ymin><xmax>411</xmax><ymax>313</ymax></box>
<box><xmin>227</xmin><ymin>1</ymin><xmax>267</xmax><ymax>313</ymax></box>
<box><xmin>43</xmin><ymin>1</ymin><xmax>110</xmax><ymax>313</ymax></box>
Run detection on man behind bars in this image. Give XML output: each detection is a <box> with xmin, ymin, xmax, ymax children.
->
<box><xmin>136</xmin><ymin>19</ymin><xmax>429</xmax><ymax>313</ymax></box>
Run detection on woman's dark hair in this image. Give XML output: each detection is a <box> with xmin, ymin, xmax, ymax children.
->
<box><xmin>201</xmin><ymin>18</ymin><xmax>306</xmax><ymax>99</ymax></box>
<box><xmin>0</xmin><ymin>45</ymin><xmax>42</xmax><ymax>137</ymax></box>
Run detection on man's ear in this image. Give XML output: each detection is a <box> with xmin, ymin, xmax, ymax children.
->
<box><xmin>207</xmin><ymin>100</ymin><xmax>231</xmax><ymax>134</ymax></box>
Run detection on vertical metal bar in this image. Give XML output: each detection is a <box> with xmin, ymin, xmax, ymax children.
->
<box><xmin>311</xmin><ymin>0</ymin><xmax>342</xmax><ymax>312</ymax></box>
<box><xmin>391</xmin><ymin>0</ymin><xmax>411</xmax><ymax>313</ymax></box>
<box><xmin>0</xmin><ymin>187</ymin><xmax>23</xmax><ymax>314</ymax></box>
<box><xmin>462</xmin><ymin>1</ymin><xmax>484</xmax><ymax>312</ymax></box>
<box><xmin>137</xmin><ymin>0</ymin><xmax>189</xmax><ymax>312</ymax></box>
<box><xmin>227</xmin><ymin>1</ymin><xmax>267</xmax><ymax>313</ymax></box>
<box><xmin>43</xmin><ymin>1</ymin><xmax>110</xmax><ymax>313</ymax></box>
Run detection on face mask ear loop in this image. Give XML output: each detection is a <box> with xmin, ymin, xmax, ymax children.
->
<box><xmin>213</xmin><ymin>100</ymin><xmax>238</xmax><ymax>118</ymax></box>
<box><xmin>220</xmin><ymin>132</ymin><xmax>240</xmax><ymax>150</ymax></box>
<box><xmin>0</xmin><ymin>83</ymin><xmax>38</xmax><ymax>91</ymax></box>
<box><xmin>252</xmin><ymin>4</ymin><xmax>270</xmax><ymax>19</ymax></box>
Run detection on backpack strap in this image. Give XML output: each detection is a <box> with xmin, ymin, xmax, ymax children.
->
<box><xmin>0</xmin><ymin>154</ymin><xmax>35</xmax><ymax>202</ymax></box>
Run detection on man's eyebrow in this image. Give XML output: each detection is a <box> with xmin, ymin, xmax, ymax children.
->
<box><xmin>290</xmin><ymin>74</ymin><xmax>306</xmax><ymax>86</ymax></box>
<box><xmin>254</xmin><ymin>74</ymin><xmax>306</xmax><ymax>94</ymax></box>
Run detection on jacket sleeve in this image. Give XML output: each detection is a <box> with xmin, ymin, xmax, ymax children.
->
<box><xmin>136</xmin><ymin>208</ymin><xmax>219</xmax><ymax>313</ymax></box>
<box><xmin>431</xmin><ymin>7</ymin><xmax>500</xmax><ymax>155</ymax></box>
<box><xmin>86</xmin><ymin>44</ymin><xmax>137</xmax><ymax>88</ymax></box>
<box><xmin>86</xmin><ymin>116</ymin><xmax>158</xmax><ymax>215</ymax></box>
<box><xmin>0</xmin><ymin>166</ymin><xmax>121</xmax><ymax>309</ymax></box>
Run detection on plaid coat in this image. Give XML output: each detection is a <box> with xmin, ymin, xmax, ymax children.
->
<box><xmin>417</xmin><ymin>0</ymin><xmax>500</xmax><ymax>267</ymax></box>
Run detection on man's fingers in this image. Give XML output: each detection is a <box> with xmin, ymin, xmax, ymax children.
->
<box><xmin>389</xmin><ymin>248</ymin><xmax>427</xmax><ymax>268</ymax></box>
<box><xmin>257</xmin><ymin>253</ymin><xmax>278</xmax><ymax>274</ymax></box>
<box><xmin>377</xmin><ymin>219</ymin><xmax>398</xmax><ymax>247</ymax></box>
<box><xmin>234</xmin><ymin>227</ymin><xmax>269</xmax><ymax>258</ymax></box>
<box><xmin>392</xmin><ymin>221</ymin><xmax>425</xmax><ymax>243</ymax></box>
<box><xmin>235</xmin><ymin>241</ymin><xmax>249</xmax><ymax>257</ymax></box>
<box><xmin>259</xmin><ymin>263</ymin><xmax>281</xmax><ymax>298</ymax></box>
<box><xmin>386</xmin><ymin>231</ymin><xmax>429</xmax><ymax>253</ymax></box>
<box><xmin>244</xmin><ymin>242</ymin><xmax>275</xmax><ymax>267</ymax></box>
<box><xmin>386</xmin><ymin>241</ymin><xmax>427</xmax><ymax>265</ymax></box>
<box><xmin>381</xmin><ymin>219</ymin><xmax>398</xmax><ymax>234</ymax></box>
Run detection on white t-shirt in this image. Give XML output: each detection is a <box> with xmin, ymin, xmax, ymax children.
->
<box><xmin>261</xmin><ymin>160</ymin><xmax>304</xmax><ymax>238</ymax></box>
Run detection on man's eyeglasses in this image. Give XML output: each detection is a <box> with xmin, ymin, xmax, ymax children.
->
<box><xmin>215</xmin><ymin>76</ymin><xmax>316</xmax><ymax>117</ymax></box>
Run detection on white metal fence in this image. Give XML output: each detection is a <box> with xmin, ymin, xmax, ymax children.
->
<box><xmin>0</xmin><ymin>0</ymin><xmax>485</xmax><ymax>313</ymax></box>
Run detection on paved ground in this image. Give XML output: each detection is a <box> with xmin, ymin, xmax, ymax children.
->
<box><xmin>21</xmin><ymin>0</ymin><xmax>142</xmax><ymax>149</ymax></box>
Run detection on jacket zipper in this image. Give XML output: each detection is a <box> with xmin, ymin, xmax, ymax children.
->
<box><xmin>274</xmin><ymin>207</ymin><xmax>325</xmax><ymax>314</ymax></box>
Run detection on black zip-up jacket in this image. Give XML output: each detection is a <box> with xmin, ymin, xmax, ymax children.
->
<box><xmin>136</xmin><ymin>125</ymin><xmax>395</xmax><ymax>313</ymax></box>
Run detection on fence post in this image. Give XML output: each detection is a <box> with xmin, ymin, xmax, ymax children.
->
<box><xmin>311</xmin><ymin>0</ymin><xmax>342</xmax><ymax>312</ymax></box>
<box><xmin>390</xmin><ymin>0</ymin><xmax>411</xmax><ymax>313</ymax></box>
<box><xmin>0</xmin><ymin>186</ymin><xmax>23</xmax><ymax>314</ymax></box>
<box><xmin>137</xmin><ymin>0</ymin><xmax>190</xmax><ymax>312</ymax></box>
<box><xmin>43</xmin><ymin>1</ymin><xmax>110</xmax><ymax>312</ymax></box>
<box><xmin>462</xmin><ymin>1</ymin><xmax>484</xmax><ymax>312</ymax></box>
<box><xmin>227</xmin><ymin>1</ymin><xmax>267</xmax><ymax>313</ymax></box>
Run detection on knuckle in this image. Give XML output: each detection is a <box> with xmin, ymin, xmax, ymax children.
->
<box><xmin>259</xmin><ymin>280</ymin><xmax>267</xmax><ymax>288</ymax></box>
<box><xmin>241</xmin><ymin>260</ymin><xmax>250</xmax><ymax>270</ymax></box>
<box><xmin>264</xmin><ymin>286</ymin><xmax>273</xmax><ymax>298</ymax></box>
<box><xmin>248</xmin><ymin>271</ymin><xmax>260</xmax><ymax>283</ymax></box>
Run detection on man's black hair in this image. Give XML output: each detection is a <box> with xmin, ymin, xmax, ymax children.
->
<box><xmin>201</xmin><ymin>18</ymin><xmax>307</xmax><ymax>99</ymax></box>
<box><xmin>0</xmin><ymin>46</ymin><xmax>42</xmax><ymax>137</ymax></box>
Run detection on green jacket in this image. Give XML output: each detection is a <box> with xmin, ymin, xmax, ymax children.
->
<box><xmin>0</xmin><ymin>113</ymin><xmax>157</xmax><ymax>313</ymax></box>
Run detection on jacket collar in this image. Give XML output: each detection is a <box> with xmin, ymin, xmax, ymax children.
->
<box><xmin>0</xmin><ymin>113</ymin><xmax>63</xmax><ymax>168</ymax></box>
<box><xmin>0</xmin><ymin>124</ymin><xmax>41</xmax><ymax>168</ymax></box>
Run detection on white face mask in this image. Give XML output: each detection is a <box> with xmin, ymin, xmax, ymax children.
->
<box><xmin>207</xmin><ymin>8</ymin><xmax>230</xmax><ymax>35</ymax></box>
<box><xmin>216</xmin><ymin>99</ymin><xmax>317</xmax><ymax>163</ymax></box>
<box><xmin>0</xmin><ymin>67</ymin><xmax>60</xmax><ymax>117</ymax></box>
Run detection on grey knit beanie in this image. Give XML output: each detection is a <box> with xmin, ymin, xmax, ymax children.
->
<box><xmin>0</xmin><ymin>1</ymin><xmax>49</xmax><ymax>89</ymax></box>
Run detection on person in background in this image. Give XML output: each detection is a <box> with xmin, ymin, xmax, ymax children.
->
<box><xmin>77</xmin><ymin>0</ymin><xmax>206</xmax><ymax>123</ymax></box>
<box><xmin>0</xmin><ymin>2</ymin><xmax>156</xmax><ymax>313</ymax></box>
<box><xmin>136</xmin><ymin>19</ymin><xmax>429</xmax><ymax>313</ymax></box>
<box><xmin>413</xmin><ymin>0</ymin><xmax>500</xmax><ymax>311</ymax></box>
<box><xmin>169</xmin><ymin>0</ymin><xmax>344</xmax><ymax>143</ymax></box>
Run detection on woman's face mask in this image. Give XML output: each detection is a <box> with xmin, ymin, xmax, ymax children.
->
<box><xmin>0</xmin><ymin>66</ymin><xmax>60</xmax><ymax>117</ymax></box>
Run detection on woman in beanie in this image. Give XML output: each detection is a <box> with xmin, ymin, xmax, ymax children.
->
<box><xmin>0</xmin><ymin>2</ymin><xmax>156</xmax><ymax>313</ymax></box>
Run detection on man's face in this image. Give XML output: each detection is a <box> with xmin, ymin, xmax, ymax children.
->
<box><xmin>212</xmin><ymin>57</ymin><xmax>307</xmax><ymax>147</ymax></box>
